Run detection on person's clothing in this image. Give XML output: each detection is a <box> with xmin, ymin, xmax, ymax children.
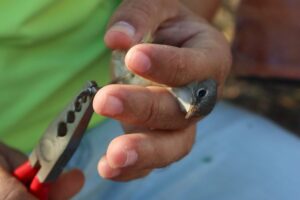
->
<box><xmin>0</xmin><ymin>0</ymin><xmax>120</xmax><ymax>152</ymax></box>
<box><xmin>233</xmin><ymin>0</ymin><xmax>300</xmax><ymax>80</ymax></box>
<box><xmin>68</xmin><ymin>102</ymin><xmax>300</xmax><ymax>200</ymax></box>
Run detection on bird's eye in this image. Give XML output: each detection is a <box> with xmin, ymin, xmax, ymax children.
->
<box><xmin>196</xmin><ymin>88</ymin><xmax>207</xmax><ymax>98</ymax></box>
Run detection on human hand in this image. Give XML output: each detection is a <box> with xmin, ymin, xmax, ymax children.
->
<box><xmin>0</xmin><ymin>143</ymin><xmax>84</xmax><ymax>200</ymax></box>
<box><xmin>93</xmin><ymin>0</ymin><xmax>231</xmax><ymax>181</ymax></box>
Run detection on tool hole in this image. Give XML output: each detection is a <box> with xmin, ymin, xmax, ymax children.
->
<box><xmin>57</xmin><ymin>122</ymin><xmax>67</xmax><ymax>137</ymax></box>
<box><xmin>82</xmin><ymin>95</ymin><xmax>87</xmax><ymax>103</ymax></box>
<box><xmin>74</xmin><ymin>101</ymin><xmax>82</xmax><ymax>112</ymax></box>
<box><xmin>66</xmin><ymin>111</ymin><xmax>75</xmax><ymax>123</ymax></box>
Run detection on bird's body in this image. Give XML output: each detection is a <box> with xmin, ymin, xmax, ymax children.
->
<box><xmin>110</xmin><ymin>39</ymin><xmax>217</xmax><ymax>119</ymax></box>
<box><xmin>111</xmin><ymin>50</ymin><xmax>154</xmax><ymax>86</ymax></box>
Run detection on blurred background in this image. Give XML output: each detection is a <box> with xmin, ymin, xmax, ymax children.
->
<box><xmin>214</xmin><ymin>0</ymin><xmax>300</xmax><ymax>135</ymax></box>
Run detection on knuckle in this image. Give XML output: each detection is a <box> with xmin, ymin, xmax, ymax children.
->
<box><xmin>139</xmin><ymin>92</ymin><xmax>172</xmax><ymax>130</ymax></box>
<box><xmin>141</xmin><ymin>95</ymin><xmax>159</xmax><ymax>127</ymax></box>
<box><xmin>122</xmin><ymin>0</ymin><xmax>156</xmax><ymax>24</ymax></box>
<box><xmin>168</xmin><ymin>51</ymin><xmax>187</xmax><ymax>85</ymax></box>
<box><xmin>133</xmin><ymin>4</ymin><xmax>152</xmax><ymax>20</ymax></box>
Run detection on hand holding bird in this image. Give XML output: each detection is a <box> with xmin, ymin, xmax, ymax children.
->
<box><xmin>93</xmin><ymin>0</ymin><xmax>231</xmax><ymax>181</ymax></box>
<box><xmin>111</xmin><ymin>41</ymin><xmax>218</xmax><ymax>119</ymax></box>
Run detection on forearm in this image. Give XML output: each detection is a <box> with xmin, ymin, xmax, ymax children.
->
<box><xmin>180</xmin><ymin>0</ymin><xmax>220</xmax><ymax>21</ymax></box>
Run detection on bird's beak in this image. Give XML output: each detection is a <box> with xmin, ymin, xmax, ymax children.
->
<box><xmin>185</xmin><ymin>105</ymin><xmax>197</xmax><ymax>119</ymax></box>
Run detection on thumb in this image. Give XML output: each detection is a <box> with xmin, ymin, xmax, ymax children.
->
<box><xmin>105</xmin><ymin>0</ymin><xmax>179</xmax><ymax>49</ymax></box>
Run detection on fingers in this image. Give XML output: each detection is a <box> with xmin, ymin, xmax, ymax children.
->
<box><xmin>0</xmin><ymin>143</ymin><xmax>27</xmax><ymax>171</ymax></box>
<box><xmin>0</xmin><ymin>144</ymin><xmax>35</xmax><ymax>199</ymax></box>
<box><xmin>0</xmin><ymin>143</ymin><xmax>84</xmax><ymax>200</ymax></box>
<box><xmin>105</xmin><ymin>0</ymin><xmax>179</xmax><ymax>49</ymax></box>
<box><xmin>0</xmin><ymin>167</ymin><xmax>35</xmax><ymax>200</ymax></box>
<box><xmin>49</xmin><ymin>169</ymin><xmax>84</xmax><ymax>200</ymax></box>
<box><xmin>125</xmin><ymin>41</ymin><xmax>230</xmax><ymax>88</ymax></box>
<box><xmin>107</xmin><ymin>2</ymin><xmax>231</xmax><ymax>89</ymax></box>
<box><xmin>98</xmin><ymin>125</ymin><xmax>196</xmax><ymax>180</ymax></box>
<box><xmin>125</xmin><ymin>44</ymin><xmax>210</xmax><ymax>86</ymax></box>
<box><xmin>98</xmin><ymin>156</ymin><xmax>151</xmax><ymax>181</ymax></box>
<box><xmin>121</xmin><ymin>10</ymin><xmax>231</xmax><ymax>87</ymax></box>
<box><xmin>93</xmin><ymin>84</ymin><xmax>193</xmax><ymax>130</ymax></box>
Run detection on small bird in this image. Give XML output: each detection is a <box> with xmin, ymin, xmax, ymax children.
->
<box><xmin>110</xmin><ymin>36</ymin><xmax>217</xmax><ymax>119</ymax></box>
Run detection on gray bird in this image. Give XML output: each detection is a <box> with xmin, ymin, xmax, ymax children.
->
<box><xmin>110</xmin><ymin>39</ymin><xmax>217</xmax><ymax>119</ymax></box>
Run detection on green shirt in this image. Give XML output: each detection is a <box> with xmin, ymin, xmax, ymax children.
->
<box><xmin>0</xmin><ymin>0</ymin><xmax>120</xmax><ymax>152</ymax></box>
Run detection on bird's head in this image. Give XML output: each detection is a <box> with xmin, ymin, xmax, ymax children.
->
<box><xmin>171</xmin><ymin>79</ymin><xmax>218</xmax><ymax>119</ymax></box>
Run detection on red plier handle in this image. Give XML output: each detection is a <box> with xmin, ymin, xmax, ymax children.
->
<box><xmin>12</xmin><ymin>81</ymin><xmax>99</xmax><ymax>200</ymax></box>
<box><xmin>13</xmin><ymin>161</ymin><xmax>51</xmax><ymax>200</ymax></box>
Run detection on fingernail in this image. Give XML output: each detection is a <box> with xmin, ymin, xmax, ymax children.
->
<box><xmin>127</xmin><ymin>50</ymin><xmax>151</xmax><ymax>73</ymax></box>
<box><xmin>108</xmin><ymin>21</ymin><xmax>135</xmax><ymax>38</ymax></box>
<box><xmin>123</xmin><ymin>150</ymin><xmax>138</xmax><ymax>167</ymax></box>
<box><xmin>99</xmin><ymin>158</ymin><xmax>121</xmax><ymax>178</ymax></box>
<box><xmin>102</xmin><ymin>95</ymin><xmax>123</xmax><ymax>116</ymax></box>
<box><xmin>106</xmin><ymin>167</ymin><xmax>121</xmax><ymax>178</ymax></box>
